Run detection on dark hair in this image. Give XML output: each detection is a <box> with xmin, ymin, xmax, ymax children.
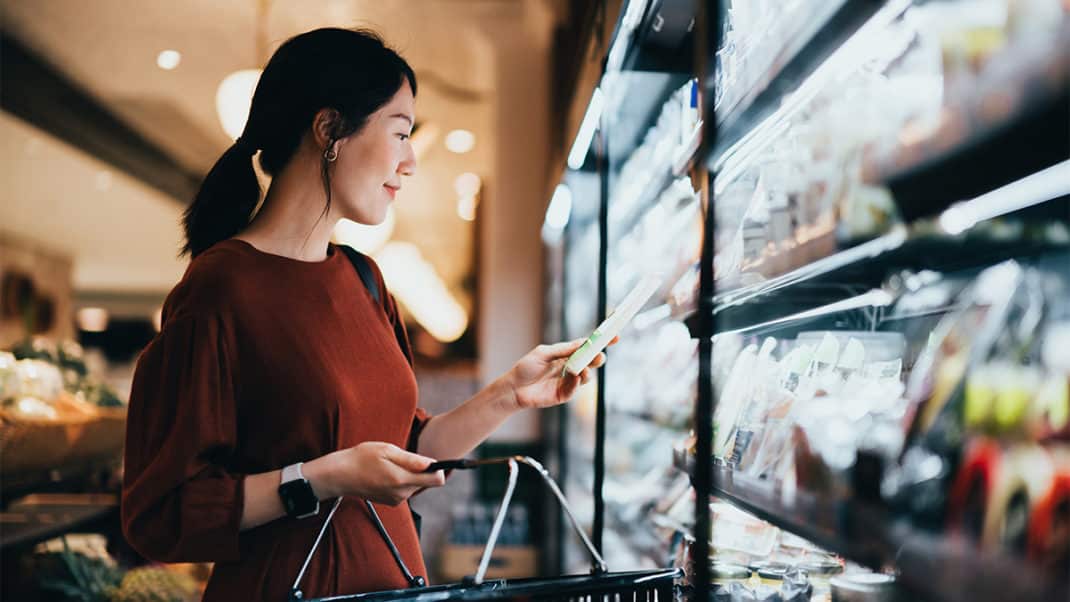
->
<box><xmin>182</xmin><ymin>28</ymin><xmax>417</xmax><ymax>257</ymax></box>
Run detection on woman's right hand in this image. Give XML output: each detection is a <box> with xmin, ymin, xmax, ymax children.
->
<box><xmin>308</xmin><ymin>441</ymin><xmax>446</xmax><ymax>506</ymax></box>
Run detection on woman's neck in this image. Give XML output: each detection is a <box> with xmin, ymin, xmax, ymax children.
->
<box><xmin>237</xmin><ymin>154</ymin><xmax>337</xmax><ymax>262</ymax></box>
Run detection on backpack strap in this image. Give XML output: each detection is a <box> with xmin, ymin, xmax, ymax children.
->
<box><xmin>338</xmin><ymin>244</ymin><xmax>412</xmax><ymax>366</ymax></box>
<box><xmin>339</xmin><ymin>244</ymin><xmax>381</xmax><ymax>305</ymax></box>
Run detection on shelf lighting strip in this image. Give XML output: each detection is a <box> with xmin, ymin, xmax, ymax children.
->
<box><xmin>939</xmin><ymin>159</ymin><xmax>1070</xmax><ymax>235</ymax></box>
<box><xmin>717</xmin><ymin>288</ymin><xmax>895</xmax><ymax>337</ymax></box>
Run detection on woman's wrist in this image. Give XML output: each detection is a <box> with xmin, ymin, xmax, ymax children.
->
<box><xmin>303</xmin><ymin>452</ymin><xmax>340</xmax><ymax>500</ymax></box>
<box><xmin>495</xmin><ymin>372</ymin><xmax>522</xmax><ymax>412</ymax></box>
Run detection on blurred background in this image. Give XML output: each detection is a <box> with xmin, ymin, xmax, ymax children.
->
<box><xmin>2</xmin><ymin>1</ymin><xmax>1069</xmax><ymax>601</ymax></box>
<box><xmin>0</xmin><ymin>0</ymin><xmax>615</xmax><ymax>597</ymax></box>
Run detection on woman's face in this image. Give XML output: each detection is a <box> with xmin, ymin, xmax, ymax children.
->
<box><xmin>331</xmin><ymin>82</ymin><xmax>416</xmax><ymax>225</ymax></box>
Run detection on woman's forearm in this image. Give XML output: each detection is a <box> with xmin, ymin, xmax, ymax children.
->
<box><xmin>415</xmin><ymin>376</ymin><xmax>519</xmax><ymax>461</ymax></box>
<box><xmin>239</xmin><ymin>455</ymin><xmax>339</xmax><ymax>531</ymax></box>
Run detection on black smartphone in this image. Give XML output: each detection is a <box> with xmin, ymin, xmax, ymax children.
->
<box><xmin>423</xmin><ymin>459</ymin><xmax>471</xmax><ymax>473</ymax></box>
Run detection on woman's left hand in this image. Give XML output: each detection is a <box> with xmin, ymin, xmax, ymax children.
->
<box><xmin>505</xmin><ymin>337</ymin><xmax>617</xmax><ymax>410</ymax></box>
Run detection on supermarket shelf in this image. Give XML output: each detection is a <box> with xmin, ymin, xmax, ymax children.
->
<box><xmin>708</xmin><ymin>0</ymin><xmax>886</xmax><ymax>169</ymax></box>
<box><xmin>0</xmin><ymin>494</ymin><xmax>118</xmax><ymax>550</ymax></box>
<box><xmin>604</xmin><ymin>71</ymin><xmax>691</xmax><ymax>170</ymax></box>
<box><xmin>673</xmin><ymin>450</ymin><xmax>1069</xmax><ymax>602</ymax></box>
<box><xmin>681</xmin><ymin>167</ymin><xmax>1070</xmax><ymax>333</ymax></box>
<box><xmin>870</xmin><ymin>23</ymin><xmax>1070</xmax><ymax>221</ymax></box>
<box><xmin>599</xmin><ymin>0</ymin><xmax>694</xmax><ymax>169</ymax></box>
<box><xmin>609</xmin><ymin>160</ymin><xmax>677</xmax><ymax>243</ymax></box>
<box><xmin>608</xmin><ymin>409</ymin><xmax>689</xmax><ymax>439</ymax></box>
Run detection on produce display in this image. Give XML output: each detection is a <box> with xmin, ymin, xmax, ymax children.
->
<box><xmin>1</xmin><ymin>338</ymin><xmax>126</xmax><ymax>479</ymax></box>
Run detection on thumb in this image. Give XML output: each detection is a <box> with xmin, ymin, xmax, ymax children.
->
<box><xmin>384</xmin><ymin>445</ymin><xmax>436</xmax><ymax>473</ymax></box>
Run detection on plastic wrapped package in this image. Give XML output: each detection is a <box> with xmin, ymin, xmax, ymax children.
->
<box><xmin>710</xmin><ymin>501</ymin><xmax>780</xmax><ymax>558</ymax></box>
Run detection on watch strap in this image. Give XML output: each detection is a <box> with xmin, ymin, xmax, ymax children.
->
<box><xmin>281</xmin><ymin>462</ymin><xmax>305</xmax><ymax>484</ymax></box>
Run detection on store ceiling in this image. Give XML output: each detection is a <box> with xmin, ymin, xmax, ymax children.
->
<box><xmin>0</xmin><ymin>0</ymin><xmax>572</xmax><ymax>306</ymax></box>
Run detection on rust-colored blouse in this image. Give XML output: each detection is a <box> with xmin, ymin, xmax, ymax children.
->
<box><xmin>121</xmin><ymin>239</ymin><xmax>431</xmax><ymax>600</ymax></box>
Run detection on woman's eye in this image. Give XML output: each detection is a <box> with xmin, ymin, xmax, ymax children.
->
<box><xmin>397</xmin><ymin>134</ymin><xmax>410</xmax><ymax>141</ymax></box>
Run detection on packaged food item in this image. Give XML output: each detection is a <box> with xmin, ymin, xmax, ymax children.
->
<box><xmin>564</xmin><ymin>274</ymin><xmax>662</xmax><ymax>376</ymax></box>
<box><xmin>1027</xmin><ymin>448</ymin><xmax>1070</xmax><ymax>581</ymax></box>
<box><xmin>757</xmin><ymin>565</ymin><xmax>787</xmax><ymax>588</ymax></box>
<box><xmin>730</xmin><ymin>338</ymin><xmax>780</xmax><ymax>468</ymax></box>
<box><xmin>946</xmin><ymin>440</ymin><xmax>1056</xmax><ymax>553</ymax></box>
<box><xmin>800</xmin><ymin>558</ymin><xmax>844</xmax><ymax>600</ymax></box>
<box><xmin>903</xmin><ymin>261</ymin><xmax>1027</xmax><ymax>452</ymax></box>
<box><xmin>714</xmin><ymin>343</ymin><xmax>760</xmax><ymax>459</ymax></box>
<box><xmin>710</xmin><ymin>561</ymin><xmax>752</xmax><ymax>588</ymax></box>
<box><xmin>710</xmin><ymin>501</ymin><xmax>779</xmax><ymax>558</ymax></box>
<box><xmin>829</xmin><ymin>572</ymin><xmax>902</xmax><ymax>602</ymax></box>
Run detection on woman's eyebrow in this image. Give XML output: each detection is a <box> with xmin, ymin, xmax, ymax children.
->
<box><xmin>390</xmin><ymin>113</ymin><xmax>414</xmax><ymax>126</ymax></box>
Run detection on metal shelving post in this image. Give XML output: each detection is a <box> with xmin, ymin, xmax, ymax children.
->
<box><xmin>692</xmin><ymin>0</ymin><xmax>719</xmax><ymax>600</ymax></box>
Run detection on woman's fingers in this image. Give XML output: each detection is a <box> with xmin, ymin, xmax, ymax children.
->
<box><xmin>589</xmin><ymin>352</ymin><xmax>607</xmax><ymax>368</ymax></box>
<box><xmin>541</xmin><ymin>339</ymin><xmax>586</xmax><ymax>358</ymax></box>
<box><xmin>384</xmin><ymin>445</ymin><xmax>437</xmax><ymax>473</ymax></box>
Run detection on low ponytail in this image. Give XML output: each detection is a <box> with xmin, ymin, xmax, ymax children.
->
<box><xmin>181</xmin><ymin>137</ymin><xmax>261</xmax><ymax>257</ymax></box>
<box><xmin>181</xmin><ymin>28</ymin><xmax>416</xmax><ymax>258</ymax></box>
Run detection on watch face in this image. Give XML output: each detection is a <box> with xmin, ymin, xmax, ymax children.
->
<box><xmin>279</xmin><ymin>479</ymin><xmax>318</xmax><ymax>517</ymax></box>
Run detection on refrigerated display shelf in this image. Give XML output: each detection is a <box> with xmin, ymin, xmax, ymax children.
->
<box><xmin>879</xmin><ymin>85</ymin><xmax>1070</xmax><ymax>224</ymax></box>
<box><xmin>609</xmin><ymin>161</ymin><xmax>678</xmax><ymax>244</ymax></box>
<box><xmin>708</xmin><ymin>0</ymin><xmax>886</xmax><ymax>169</ymax></box>
<box><xmin>869</xmin><ymin>21</ymin><xmax>1070</xmax><ymax>222</ymax></box>
<box><xmin>607</xmin><ymin>408</ymin><xmax>688</xmax><ymax>435</ymax></box>
<box><xmin>672</xmin><ymin>449</ymin><xmax>1069</xmax><ymax>602</ymax></box>
<box><xmin>678</xmin><ymin>227</ymin><xmax>1067</xmax><ymax>336</ymax></box>
<box><xmin>680</xmin><ymin>180</ymin><xmax>1070</xmax><ymax>334</ymax></box>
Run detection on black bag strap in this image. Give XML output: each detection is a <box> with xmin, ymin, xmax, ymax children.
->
<box><xmin>339</xmin><ymin>244</ymin><xmax>412</xmax><ymax>366</ymax></box>
<box><xmin>339</xmin><ymin>244</ymin><xmax>382</xmax><ymax>304</ymax></box>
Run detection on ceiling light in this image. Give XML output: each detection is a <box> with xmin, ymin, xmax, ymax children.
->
<box><xmin>567</xmin><ymin>87</ymin><xmax>604</xmax><ymax>170</ymax></box>
<box><xmin>216</xmin><ymin>69</ymin><xmax>262</xmax><ymax>140</ymax></box>
<box><xmin>457</xmin><ymin>196</ymin><xmax>478</xmax><ymax>222</ymax></box>
<box><xmin>156</xmin><ymin>49</ymin><xmax>182</xmax><ymax>70</ymax></box>
<box><xmin>541</xmin><ymin>184</ymin><xmax>573</xmax><ymax>244</ymax></box>
<box><xmin>76</xmin><ymin>308</ymin><xmax>109</xmax><ymax>333</ymax></box>
<box><xmin>375</xmin><ymin>242</ymin><xmax>468</xmax><ymax>343</ymax></box>
<box><xmin>445</xmin><ymin>129</ymin><xmax>476</xmax><ymax>154</ymax></box>
<box><xmin>453</xmin><ymin>172</ymin><xmax>482</xmax><ymax>199</ymax></box>
<box><xmin>333</xmin><ymin>207</ymin><xmax>396</xmax><ymax>254</ymax></box>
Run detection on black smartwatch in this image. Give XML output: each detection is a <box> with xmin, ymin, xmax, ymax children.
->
<box><xmin>278</xmin><ymin>462</ymin><xmax>320</xmax><ymax>519</ymax></box>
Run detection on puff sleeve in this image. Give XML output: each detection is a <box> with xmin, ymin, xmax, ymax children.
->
<box><xmin>120</xmin><ymin>312</ymin><xmax>245</xmax><ymax>563</ymax></box>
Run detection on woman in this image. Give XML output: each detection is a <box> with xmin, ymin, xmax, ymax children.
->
<box><xmin>121</xmin><ymin>28</ymin><xmax>606</xmax><ymax>600</ymax></box>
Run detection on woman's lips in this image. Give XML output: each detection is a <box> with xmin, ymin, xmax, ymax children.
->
<box><xmin>384</xmin><ymin>185</ymin><xmax>399</xmax><ymax>199</ymax></box>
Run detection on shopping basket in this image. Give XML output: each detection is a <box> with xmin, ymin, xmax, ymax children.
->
<box><xmin>290</xmin><ymin>456</ymin><xmax>681</xmax><ymax>601</ymax></box>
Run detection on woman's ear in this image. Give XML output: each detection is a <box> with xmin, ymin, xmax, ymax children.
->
<box><xmin>312</xmin><ymin>108</ymin><xmax>342</xmax><ymax>151</ymax></box>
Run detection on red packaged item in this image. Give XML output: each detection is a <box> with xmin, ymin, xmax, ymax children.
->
<box><xmin>1027</xmin><ymin>448</ymin><xmax>1070</xmax><ymax>581</ymax></box>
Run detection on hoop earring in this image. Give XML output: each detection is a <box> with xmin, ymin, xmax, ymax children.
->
<box><xmin>324</xmin><ymin>145</ymin><xmax>338</xmax><ymax>162</ymax></box>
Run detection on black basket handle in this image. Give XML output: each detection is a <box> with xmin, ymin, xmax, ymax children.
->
<box><xmin>290</xmin><ymin>456</ymin><xmax>607</xmax><ymax>599</ymax></box>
